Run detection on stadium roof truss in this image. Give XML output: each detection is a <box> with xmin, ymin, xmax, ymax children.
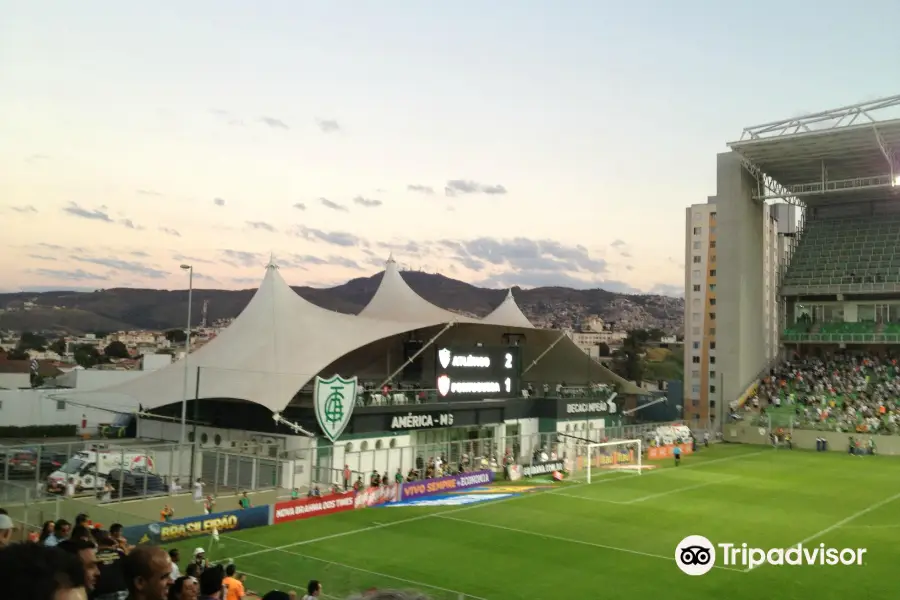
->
<box><xmin>728</xmin><ymin>95</ymin><xmax>900</xmax><ymax>205</ymax></box>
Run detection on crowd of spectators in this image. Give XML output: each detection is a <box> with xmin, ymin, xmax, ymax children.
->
<box><xmin>0</xmin><ymin>508</ymin><xmax>430</xmax><ymax>600</ymax></box>
<box><xmin>752</xmin><ymin>354</ymin><xmax>900</xmax><ymax>434</ymax></box>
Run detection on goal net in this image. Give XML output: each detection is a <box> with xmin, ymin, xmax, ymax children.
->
<box><xmin>586</xmin><ymin>439</ymin><xmax>643</xmax><ymax>484</ymax></box>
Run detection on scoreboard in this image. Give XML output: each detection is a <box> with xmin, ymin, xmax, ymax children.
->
<box><xmin>434</xmin><ymin>345</ymin><xmax>521</xmax><ymax>400</ymax></box>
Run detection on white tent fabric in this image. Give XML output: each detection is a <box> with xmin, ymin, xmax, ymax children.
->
<box><xmin>78</xmin><ymin>264</ymin><xmax>434</xmax><ymax>413</ymax></box>
<box><xmin>359</xmin><ymin>256</ymin><xmax>480</xmax><ymax>323</ymax></box>
<box><xmin>482</xmin><ymin>290</ymin><xmax>534</xmax><ymax>329</ymax></box>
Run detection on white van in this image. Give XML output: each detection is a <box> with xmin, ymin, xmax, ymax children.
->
<box><xmin>47</xmin><ymin>449</ymin><xmax>155</xmax><ymax>491</ymax></box>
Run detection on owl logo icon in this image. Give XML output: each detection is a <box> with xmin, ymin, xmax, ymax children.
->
<box><xmin>437</xmin><ymin>375</ymin><xmax>451</xmax><ymax>397</ymax></box>
<box><xmin>438</xmin><ymin>348</ymin><xmax>452</xmax><ymax>369</ymax></box>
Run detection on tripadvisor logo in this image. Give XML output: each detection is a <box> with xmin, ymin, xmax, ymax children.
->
<box><xmin>675</xmin><ymin>535</ymin><xmax>867</xmax><ymax>575</ymax></box>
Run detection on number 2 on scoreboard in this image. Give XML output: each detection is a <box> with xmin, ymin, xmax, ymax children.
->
<box><xmin>504</xmin><ymin>352</ymin><xmax>513</xmax><ymax>369</ymax></box>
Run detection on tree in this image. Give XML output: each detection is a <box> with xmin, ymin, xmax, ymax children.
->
<box><xmin>165</xmin><ymin>329</ymin><xmax>187</xmax><ymax>344</ymax></box>
<box><xmin>612</xmin><ymin>331</ymin><xmax>645</xmax><ymax>385</ymax></box>
<box><xmin>18</xmin><ymin>332</ymin><xmax>47</xmax><ymax>352</ymax></box>
<box><xmin>6</xmin><ymin>348</ymin><xmax>30</xmax><ymax>360</ymax></box>
<box><xmin>595</xmin><ymin>342</ymin><xmax>611</xmax><ymax>357</ymax></box>
<box><xmin>104</xmin><ymin>340</ymin><xmax>130</xmax><ymax>359</ymax></box>
<box><xmin>49</xmin><ymin>338</ymin><xmax>67</xmax><ymax>355</ymax></box>
<box><xmin>73</xmin><ymin>344</ymin><xmax>101</xmax><ymax>368</ymax></box>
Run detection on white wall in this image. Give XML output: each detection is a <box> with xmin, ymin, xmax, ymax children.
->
<box><xmin>0</xmin><ymin>389</ymin><xmax>134</xmax><ymax>429</ymax></box>
<box><xmin>504</xmin><ymin>417</ymin><xmax>539</xmax><ymax>461</ymax></box>
<box><xmin>335</xmin><ymin>434</ymin><xmax>413</xmax><ymax>481</ymax></box>
<box><xmin>0</xmin><ymin>373</ymin><xmax>29</xmax><ymax>390</ymax></box>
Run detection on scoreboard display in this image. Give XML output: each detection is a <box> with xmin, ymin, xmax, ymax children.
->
<box><xmin>434</xmin><ymin>345</ymin><xmax>521</xmax><ymax>400</ymax></box>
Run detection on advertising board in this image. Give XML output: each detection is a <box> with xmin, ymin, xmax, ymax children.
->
<box><xmin>273</xmin><ymin>492</ymin><xmax>356</xmax><ymax>524</ymax></box>
<box><xmin>354</xmin><ymin>483</ymin><xmax>401</xmax><ymax>508</ymax></box>
<box><xmin>647</xmin><ymin>443</ymin><xmax>693</xmax><ymax>460</ymax></box>
<box><xmin>435</xmin><ymin>346</ymin><xmax>520</xmax><ymax>400</ymax></box>
<box><xmin>520</xmin><ymin>460</ymin><xmax>565</xmax><ymax>478</ymax></box>
<box><xmin>400</xmin><ymin>470</ymin><xmax>494</xmax><ymax>500</ymax></box>
<box><xmin>122</xmin><ymin>506</ymin><xmax>270</xmax><ymax>545</ymax></box>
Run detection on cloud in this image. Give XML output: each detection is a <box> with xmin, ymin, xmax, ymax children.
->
<box><xmin>62</xmin><ymin>202</ymin><xmax>113</xmax><ymax>222</ymax></box>
<box><xmin>120</xmin><ymin>218</ymin><xmax>143</xmax><ymax>230</ymax></box>
<box><xmin>136</xmin><ymin>189</ymin><xmax>163</xmax><ymax>197</ymax></box>
<box><xmin>407</xmin><ymin>184</ymin><xmax>435</xmax><ymax>195</ymax></box>
<box><xmin>73</xmin><ymin>256</ymin><xmax>168</xmax><ymax>279</ymax></box>
<box><xmin>474</xmin><ymin>270</ymin><xmax>637</xmax><ymax>292</ymax></box>
<box><xmin>31</xmin><ymin>268</ymin><xmax>108</xmax><ymax>282</ymax></box>
<box><xmin>231</xmin><ymin>277</ymin><xmax>260</xmax><ymax>286</ymax></box>
<box><xmin>209</xmin><ymin>109</ymin><xmax>243</xmax><ymax>127</ymax></box>
<box><xmin>316</xmin><ymin>119</ymin><xmax>340</xmax><ymax>133</ymax></box>
<box><xmin>610</xmin><ymin>239</ymin><xmax>626</xmax><ymax>248</ymax></box>
<box><xmin>192</xmin><ymin>273</ymin><xmax>218</xmax><ymax>282</ymax></box>
<box><xmin>247</xmin><ymin>221</ymin><xmax>277</xmax><ymax>232</ymax></box>
<box><xmin>27</xmin><ymin>255</ymin><xmax>57</xmax><ymax>261</ymax></box>
<box><xmin>213</xmin><ymin>197</ymin><xmax>226</xmax><ymax>207</ymax></box>
<box><xmin>10</xmin><ymin>205</ymin><xmax>38</xmax><ymax>213</ymax></box>
<box><xmin>173</xmin><ymin>254</ymin><xmax>214</xmax><ymax>265</ymax></box>
<box><xmin>260</xmin><ymin>116</ymin><xmax>289</xmax><ymax>130</ymax></box>
<box><xmin>319</xmin><ymin>198</ymin><xmax>348</xmax><ymax>212</ymax></box>
<box><xmin>291</xmin><ymin>225</ymin><xmax>362</xmax><ymax>247</ymax></box>
<box><xmin>220</xmin><ymin>250</ymin><xmax>262</xmax><ymax>268</ymax></box>
<box><xmin>455</xmin><ymin>237</ymin><xmax>608</xmax><ymax>274</ymax></box>
<box><xmin>282</xmin><ymin>254</ymin><xmax>361</xmax><ymax>270</ymax></box>
<box><xmin>444</xmin><ymin>180</ymin><xmax>508</xmax><ymax>197</ymax></box>
<box><xmin>25</xmin><ymin>154</ymin><xmax>50</xmax><ymax>163</ymax></box>
<box><xmin>353</xmin><ymin>196</ymin><xmax>382</xmax><ymax>208</ymax></box>
<box><xmin>159</xmin><ymin>227</ymin><xmax>181</xmax><ymax>237</ymax></box>
<box><xmin>130</xmin><ymin>250</ymin><xmax>149</xmax><ymax>257</ymax></box>
<box><xmin>619</xmin><ymin>251</ymin><xmax>632</xmax><ymax>258</ymax></box>
<box><xmin>293</xmin><ymin>202</ymin><xmax>306</xmax><ymax>211</ymax></box>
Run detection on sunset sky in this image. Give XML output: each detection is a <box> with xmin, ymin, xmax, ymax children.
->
<box><xmin>3</xmin><ymin>1</ymin><xmax>899</xmax><ymax>295</ymax></box>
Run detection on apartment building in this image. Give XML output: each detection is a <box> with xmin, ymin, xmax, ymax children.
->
<box><xmin>684</xmin><ymin>198</ymin><xmax>796</xmax><ymax>426</ymax></box>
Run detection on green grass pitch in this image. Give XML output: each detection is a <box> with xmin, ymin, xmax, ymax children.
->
<box><xmin>171</xmin><ymin>444</ymin><xmax>898</xmax><ymax>599</ymax></box>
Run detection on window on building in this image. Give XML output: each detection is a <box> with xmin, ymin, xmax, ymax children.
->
<box><xmin>710</xmin><ymin>356</ymin><xmax>716</xmax><ymax>364</ymax></box>
<box><xmin>709</xmin><ymin>328</ymin><xmax>716</xmax><ymax>335</ymax></box>
<box><xmin>693</xmin><ymin>284</ymin><xmax>701</xmax><ymax>292</ymax></box>
<box><xmin>693</xmin><ymin>227</ymin><xmax>702</xmax><ymax>235</ymax></box>
<box><xmin>692</xmin><ymin>312</ymin><xmax>701</xmax><ymax>321</ymax></box>
<box><xmin>710</xmin><ymin>212</ymin><xmax>717</xmax><ymax>218</ymax></box>
<box><xmin>693</xmin><ymin>256</ymin><xmax>701</xmax><ymax>263</ymax></box>
<box><xmin>710</xmin><ymin>341</ymin><xmax>716</xmax><ymax>349</ymax></box>
<box><xmin>710</xmin><ymin>255</ymin><xmax>716</xmax><ymax>262</ymax></box>
<box><xmin>709</xmin><ymin>312</ymin><xmax>716</xmax><ymax>320</ymax></box>
<box><xmin>692</xmin><ymin>341</ymin><xmax>700</xmax><ymax>350</ymax></box>
<box><xmin>710</xmin><ymin>400</ymin><xmax>717</xmax><ymax>409</ymax></box>
<box><xmin>692</xmin><ymin>356</ymin><xmax>700</xmax><ymax>364</ymax></box>
<box><xmin>710</xmin><ymin>240</ymin><xmax>716</xmax><ymax>248</ymax></box>
<box><xmin>691</xmin><ymin>369</ymin><xmax>700</xmax><ymax>378</ymax></box>
<box><xmin>710</xmin><ymin>284</ymin><xmax>716</xmax><ymax>292</ymax></box>
<box><xmin>709</xmin><ymin>371</ymin><xmax>716</xmax><ymax>378</ymax></box>
<box><xmin>710</xmin><ymin>385</ymin><xmax>716</xmax><ymax>393</ymax></box>
<box><xmin>692</xmin><ymin>399</ymin><xmax>699</xmax><ymax>407</ymax></box>
<box><xmin>692</xmin><ymin>327</ymin><xmax>700</xmax><ymax>335</ymax></box>
<box><xmin>692</xmin><ymin>384</ymin><xmax>700</xmax><ymax>394</ymax></box>
<box><xmin>709</xmin><ymin>269</ymin><xmax>717</xmax><ymax>277</ymax></box>
<box><xmin>692</xmin><ymin>241</ymin><xmax>701</xmax><ymax>250</ymax></box>
<box><xmin>692</xmin><ymin>269</ymin><xmax>701</xmax><ymax>279</ymax></box>
<box><xmin>710</xmin><ymin>298</ymin><xmax>716</xmax><ymax>306</ymax></box>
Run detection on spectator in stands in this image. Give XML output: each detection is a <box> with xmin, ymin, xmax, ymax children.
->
<box><xmin>45</xmin><ymin>519</ymin><xmax>71</xmax><ymax>547</ymax></box>
<box><xmin>169</xmin><ymin>549</ymin><xmax>182</xmax><ymax>581</ymax></box>
<box><xmin>70</xmin><ymin>524</ymin><xmax>93</xmax><ymax>542</ymax></box>
<box><xmin>121</xmin><ymin>545</ymin><xmax>172</xmax><ymax>600</ymax></box>
<box><xmin>222</xmin><ymin>564</ymin><xmax>245</xmax><ymax>600</ymax></box>
<box><xmin>301</xmin><ymin>580</ymin><xmax>322</xmax><ymax>599</ymax></box>
<box><xmin>192</xmin><ymin>548</ymin><xmax>209</xmax><ymax>574</ymax></box>
<box><xmin>343</xmin><ymin>464</ymin><xmax>351</xmax><ymax>489</ymax></box>
<box><xmin>198</xmin><ymin>564</ymin><xmax>225</xmax><ymax>600</ymax></box>
<box><xmin>0</xmin><ymin>542</ymin><xmax>86</xmax><ymax>600</ymax></box>
<box><xmin>94</xmin><ymin>533</ymin><xmax>129</xmax><ymax>600</ymax></box>
<box><xmin>39</xmin><ymin>520</ymin><xmax>55</xmax><ymax>544</ymax></box>
<box><xmin>168</xmin><ymin>576</ymin><xmax>199</xmax><ymax>600</ymax></box>
<box><xmin>204</xmin><ymin>496</ymin><xmax>215</xmax><ymax>515</ymax></box>
<box><xmin>0</xmin><ymin>512</ymin><xmax>13</xmax><ymax>548</ymax></box>
<box><xmin>58</xmin><ymin>537</ymin><xmax>101</xmax><ymax>591</ymax></box>
<box><xmin>238</xmin><ymin>493</ymin><xmax>251</xmax><ymax>510</ymax></box>
<box><xmin>76</xmin><ymin>513</ymin><xmax>90</xmax><ymax>527</ymax></box>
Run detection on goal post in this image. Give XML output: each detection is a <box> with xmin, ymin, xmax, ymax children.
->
<box><xmin>586</xmin><ymin>439</ymin><xmax>642</xmax><ymax>484</ymax></box>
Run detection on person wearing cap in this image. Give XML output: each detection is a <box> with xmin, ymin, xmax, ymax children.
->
<box><xmin>0</xmin><ymin>513</ymin><xmax>14</xmax><ymax>548</ymax></box>
<box><xmin>192</xmin><ymin>548</ymin><xmax>208</xmax><ymax>574</ymax></box>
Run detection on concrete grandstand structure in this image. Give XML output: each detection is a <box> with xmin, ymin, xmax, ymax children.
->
<box><xmin>712</xmin><ymin>94</ymin><xmax>900</xmax><ymax>421</ymax></box>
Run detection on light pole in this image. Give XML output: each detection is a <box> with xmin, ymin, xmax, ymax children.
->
<box><xmin>179</xmin><ymin>264</ymin><xmax>193</xmax><ymax>445</ymax></box>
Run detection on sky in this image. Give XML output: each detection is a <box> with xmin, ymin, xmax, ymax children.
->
<box><xmin>3</xmin><ymin>1</ymin><xmax>900</xmax><ymax>297</ymax></box>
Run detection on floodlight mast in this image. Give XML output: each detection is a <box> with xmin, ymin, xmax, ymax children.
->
<box><xmin>272</xmin><ymin>411</ymin><xmax>315</xmax><ymax>438</ymax></box>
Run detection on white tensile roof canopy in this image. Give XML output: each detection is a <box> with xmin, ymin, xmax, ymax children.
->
<box><xmin>74</xmin><ymin>259</ymin><xmax>642</xmax><ymax>413</ymax></box>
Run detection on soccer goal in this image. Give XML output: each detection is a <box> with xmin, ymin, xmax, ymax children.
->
<box><xmin>586</xmin><ymin>439</ymin><xmax>643</xmax><ymax>484</ymax></box>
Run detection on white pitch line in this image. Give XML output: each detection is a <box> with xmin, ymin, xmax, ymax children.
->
<box><xmin>743</xmin><ymin>489</ymin><xmax>900</xmax><ymax>573</ymax></box>
<box><xmin>231</xmin><ymin>536</ymin><xmax>488</xmax><ymax>600</ymax></box>
<box><xmin>226</xmin><ymin>449</ymin><xmax>768</xmax><ymax>562</ymax></box>
<box><xmin>436</xmin><ymin>514</ymin><xmax>744</xmax><ymax>573</ymax></box>
<box><xmin>628</xmin><ymin>475</ymin><xmax>740</xmax><ymax>503</ymax></box>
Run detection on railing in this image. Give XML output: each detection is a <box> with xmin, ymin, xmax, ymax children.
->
<box><xmin>781</xmin><ymin>281</ymin><xmax>900</xmax><ymax>296</ymax></box>
<box><xmin>781</xmin><ymin>332</ymin><xmax>900</xmax><ymax>343</ymax></box>
<box><xmin>752</xmin><ymin>412</ymin><xmax>900</xmax><ymax>436</ymax></box>
<box><xmin>351</xmin><ymin>384</ymin><xmax>615</xmax><ymax>407</ymax></box>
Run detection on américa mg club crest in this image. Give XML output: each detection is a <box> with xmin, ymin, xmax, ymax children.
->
<box><xmin>314</xmin><ymin>374</ymin><xmax>358</xmax><ymax>442</ymax></box>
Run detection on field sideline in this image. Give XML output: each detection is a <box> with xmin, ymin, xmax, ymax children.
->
<box><xmin>172</xmin><ymin>445</ymin><xmax>900</xmax><ymax>599</ymax></box>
